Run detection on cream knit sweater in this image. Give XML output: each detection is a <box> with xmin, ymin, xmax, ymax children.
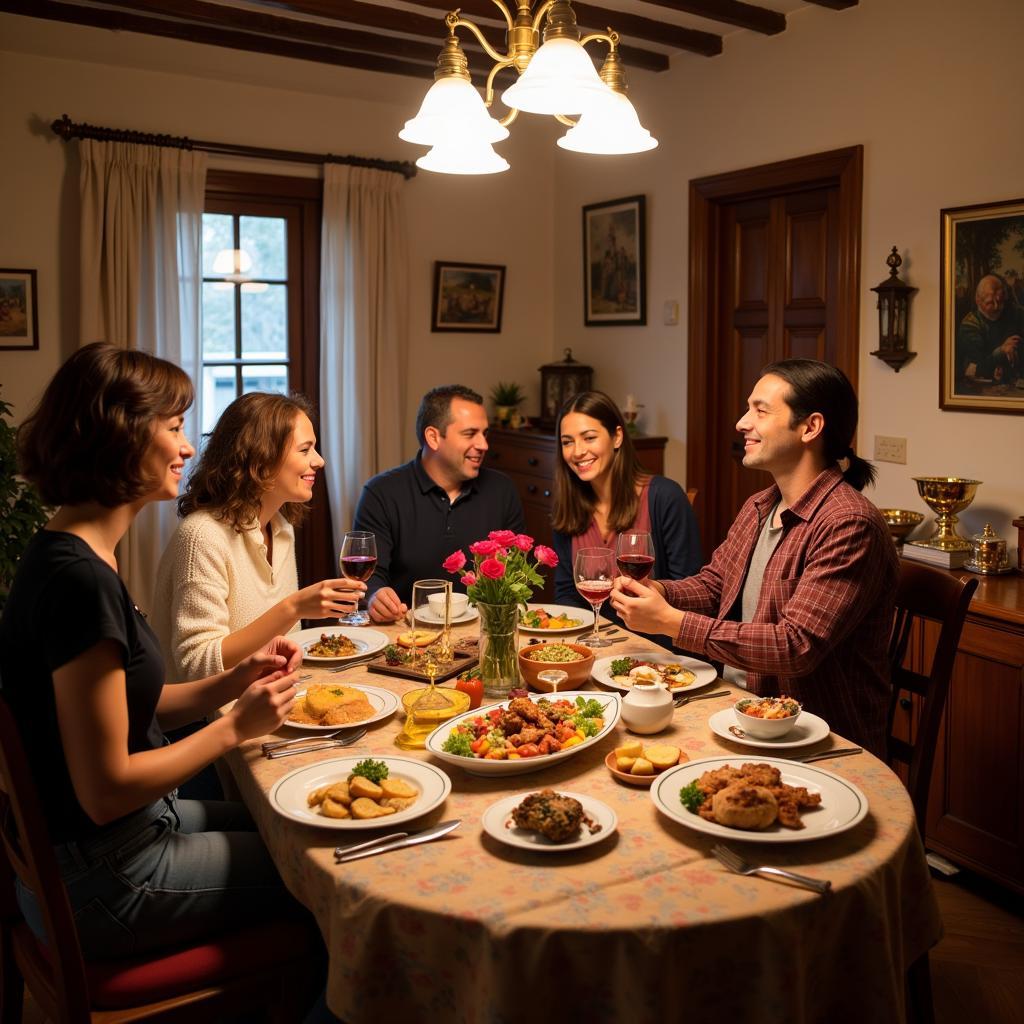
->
<box><xmin>152</xmin><ymin>510</ymin><xmax>299</xmax><ymax>681</ymax></box>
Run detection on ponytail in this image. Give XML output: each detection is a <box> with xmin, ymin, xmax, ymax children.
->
<box><xmin>843</xmin><ymin>448</ymin><xmax>877</xmax><ymax>491</ymax></box>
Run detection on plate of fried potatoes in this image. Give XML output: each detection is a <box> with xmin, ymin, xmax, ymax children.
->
<box><xmin>269</xmin><ymin>756</ymin><xmax>451</xmax><ymax>830</ymax></box>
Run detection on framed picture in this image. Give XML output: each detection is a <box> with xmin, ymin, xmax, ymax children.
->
<box><xmin>431</xmin><ymin>261</ymin><xmax>505</xmax><ymax>332</ymax></box>
<box><xmin>0</xmin><ymin>269</ymin><xmax>39</xmax><ymax>351</ymax></box>
<box><xmin>940</xmin><ymin>198</ymin><xmax>1024</xmax><ymax>414</ymax></box>
<box><xmin>582</xmin><ymin>195</ymin><xmax>646</xmax><ymax>326</ymax></box>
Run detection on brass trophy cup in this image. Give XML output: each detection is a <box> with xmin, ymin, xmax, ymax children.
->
<box><xmin>912</xmin><ymin>477</ymin><xmax>981</xmax><ymax>551</ymax></box>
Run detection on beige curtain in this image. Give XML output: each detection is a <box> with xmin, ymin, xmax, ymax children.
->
<box><xmin>320</xmin><ymin>164</ymin><xmax>409</xmax><ymax>552</ymax></box>
<box><xmin>79</xmin><ymin>139</ymin><xmax>207</xmax><ymax>609</ymax></box>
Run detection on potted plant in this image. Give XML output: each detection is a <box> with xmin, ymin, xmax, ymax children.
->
<box><xmin>0</xmin><ymin>386</ymin><xmax>50</xmax><ymax>609</ymax></box>
<box><xmin>489</xmin><ymin>381</ymin><xmax>525</xmax><ymax>426</ymax></box>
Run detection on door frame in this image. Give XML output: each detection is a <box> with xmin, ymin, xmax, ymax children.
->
<box><xmin>686</xmin><ymin>145</ymin><xmax>863</xmax><ymax>543</ymax></box>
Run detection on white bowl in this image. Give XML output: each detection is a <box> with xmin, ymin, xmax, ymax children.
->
<box><xmin>427</xmin><ymin>591</ymin><xmax>469</xmax><ymax>619</ymax></box>
<box><xmin>733</xmin><ymin>696</ymin><xmax>802</xmax><ymax>739</ymax></box>
<box><xmin>425</xmin><ymin>691</ymin><xmax>621</xmax><ymax>776</ymax></box>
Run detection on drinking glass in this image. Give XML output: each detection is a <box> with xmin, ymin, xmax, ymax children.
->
<box><xmin>574</xmin><ymin>546</ymin><xmax>616</xmax><ymax>648</ymax></box>
<box><xmin>616</xmin><ymin>531</ymin><xmax>655</xmax><ymax>582</ymax></box>
<box><xmin>338</xmin><ymin>531</ymin><xmax>376</xmax><ymax>626</ymax></box>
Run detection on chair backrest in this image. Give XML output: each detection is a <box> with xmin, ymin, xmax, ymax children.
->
<box><xmin>887</xmin><ymin>561</ymin><xmax>977</xmax><ymax>833</ymax></box>
<box><xmin>0</xmin><ymin>693</ymin><xmax>96</xmax><ymax>1023</ymax></box>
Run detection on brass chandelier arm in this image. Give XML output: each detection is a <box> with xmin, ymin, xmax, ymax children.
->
<box><xmin>531</xmin><ymin>0</ymin><xmax>558</xmax><ymax>34</ymax></box>
<box><xmin>554</xmin><ymin>113</ymin><xmax>577</xmax><ymax>126</ymax></box>
<box><xmin>487</xmin><ymin>0</ymin><xmax>515</xmax><ymax>33</ymax></box>
<box><xmin>498</xmin><ymin>108</ymin><xmax>520</xmax><ymax>129</ymax></box>
<box><xmin>450</xmin><ymin>14</ymin><xmax>509</xmax><ymax>65</ymax></box>
<box><xmin>484</xmin><ymin>56</ymin><xmax>518</xmax><ymax>108</ymax></box>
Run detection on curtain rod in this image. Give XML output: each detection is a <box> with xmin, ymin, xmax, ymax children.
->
<box><xmin>50</xmin><ymin>114</ymin><xmax>418</xmax><ymax>180</ymax></box>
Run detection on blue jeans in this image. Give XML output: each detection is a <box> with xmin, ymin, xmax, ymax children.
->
<box><xmin>17</xmin><ymin>793</ymin><xmax>302</xmax><ymax>961</ymax></box>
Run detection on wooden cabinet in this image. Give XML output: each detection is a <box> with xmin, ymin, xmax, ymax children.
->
<box><xmin>901</xmin><ymin>568</ymin><xmax>1024</xmax><ymax>893</ymax></box>
<box><xmin>485</xmin><ymin>427</ymin><xmax>667</xmax><ymax>601</ymax></box>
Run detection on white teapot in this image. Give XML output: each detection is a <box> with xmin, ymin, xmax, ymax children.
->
<box><xmin>621</xmin><ymin>680</ymin><xmax>674</xmax><ymax>734</ymax></box>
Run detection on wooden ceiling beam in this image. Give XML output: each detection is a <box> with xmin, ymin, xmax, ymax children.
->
<box><xmin>634</xmin><ymin>0</ymin><xmax>785</xmax><ymax>35</ymax></box>
<box><xmin>803</xmin><ymin>0</ymin><xmax>858</xmax><ymax>8</ymax></box>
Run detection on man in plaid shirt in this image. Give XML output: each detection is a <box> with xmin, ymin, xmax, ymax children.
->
<box><xmin>611</xmin><ymin>360</ymin><xmax>898</xmax><ymax>756</ymax></box>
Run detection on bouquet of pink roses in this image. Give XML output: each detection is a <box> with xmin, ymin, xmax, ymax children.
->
<box><xmin>442</xmin><ymin>530</ymin><xmax>559</xmax><ymax>607</ymax></box>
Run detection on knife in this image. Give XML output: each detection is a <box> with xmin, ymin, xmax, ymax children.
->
<box><xmin>334</xmin><ymin>819</ymin><xmax>461</xmax><ymax>863</ymax></box>
<box><xmin>793</xmin><ymin>747</ymin><xmax>863</xmax><ymax>764</ymax></box>
<box><xmin>334</xmin><ymin>831</ymin><xmax>410</xmax><ymax>858</ymax></box>
<box><xmin>326</xmin><ymin>655</ymin><xmax>380</xmax><ymax>674</ymax></box>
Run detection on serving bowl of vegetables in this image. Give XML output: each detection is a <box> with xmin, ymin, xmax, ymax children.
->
<box><xmin>425</xmin><ymin>691</ymin><xmax>621</xmax><ymax>776</ymax></box>
<box><xmin>518</xmin><ymin>641</ymin><xmax>594</xmax><ymax>691</ymax></box>
<box><xmin>733</xmin><ymin>695</ymin><xmax>802</xmax><ymax>739</ymax></box>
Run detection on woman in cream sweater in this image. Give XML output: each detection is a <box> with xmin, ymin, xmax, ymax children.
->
<box><xmin>153</xmin><ymin>392</ymin><xmax>364</xmax><ymax>680</ymax></box>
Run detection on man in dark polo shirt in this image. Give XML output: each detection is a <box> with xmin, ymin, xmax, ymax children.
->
<box><xmin>353</xmin><ymin>385</ymin><xmax>525</xmax><ymax>623</ymax></box>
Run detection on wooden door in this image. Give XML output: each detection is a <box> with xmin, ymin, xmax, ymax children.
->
<box><xmin>688</xmin><ymin>147</ymin><xmax>862</xmax><ymax>552</ymax></box>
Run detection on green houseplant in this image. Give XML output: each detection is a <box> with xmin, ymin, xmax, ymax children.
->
<box><xmin>0</xmin><ymin>386</ymin><xmax>50</xmax><ymax>609</ymax></box>
<box><xmin>489</xmin><ymin>381</ymin><xmax>525</xmax><ymax>426</ymax></box>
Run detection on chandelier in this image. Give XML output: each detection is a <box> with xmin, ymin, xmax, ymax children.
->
<box><xmin>399</xmin><ymin>0</ymin><xmax>658</xmax><ymax>174</ymax></box>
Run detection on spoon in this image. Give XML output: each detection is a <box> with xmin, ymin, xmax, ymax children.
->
<box><xmin>728</xmin><ymin>724</ymin><xmax>747</xmax><ymax>739</ymax></box>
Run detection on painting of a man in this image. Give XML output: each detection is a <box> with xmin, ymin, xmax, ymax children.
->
<box><xmin>955</xmin><ymin>274</ymin><xmax>1023</xmax><ymax>386</ymax></box>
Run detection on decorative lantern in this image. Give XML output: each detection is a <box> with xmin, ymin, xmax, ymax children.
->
<box><xmin>538</xmin><ymin>347</ymin><xmax>593</xmax><ymax>428</ymax></box>
<box><xmin>870</xmin><ymin>247</ymin><xmax>917</xmax><ymax>372</ymax></box>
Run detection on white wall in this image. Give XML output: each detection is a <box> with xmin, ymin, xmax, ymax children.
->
<box><xmin>552</xmin><ymin>0</ymin><xmax>1024</xmax><ymax>545</ymax></box>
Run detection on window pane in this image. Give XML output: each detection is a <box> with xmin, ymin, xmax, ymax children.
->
<box><xmin>202</xmin><ymin>214</ymin><xmax>234</xmax><ymax>276</ymax></box>
<box><xmin>241</xmin><ymin>284</ymin><xmax>287</xmax><ymax>358</ymax></box>
<box><xmin>202</xmin><ymin>365</ymin><xmax>237</xmax><ymax>434</ymax></box>
<box><xmin>240</xmin><ymin>216</ymin><xmax>286</xmax><ymax>280</ymax></box>
<box><xmin>241</xmin><ymin>364</ymin><xmax>288</xmax><ymax>395</ymax></box>
<box><xmin>202</xmin><ymin>283</ymin><xmax>236</xmax><ymax>357</ymax></box>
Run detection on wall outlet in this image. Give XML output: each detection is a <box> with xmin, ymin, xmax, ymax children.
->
<box><xmin>663</xmin><ymin>300</ymin><xmax>679</xmax><ymax>326</ymax></box>
<box><xmin>874</xmin><ymin>435</ymin><xmax>907</xmax><ymax>464</ymax></box>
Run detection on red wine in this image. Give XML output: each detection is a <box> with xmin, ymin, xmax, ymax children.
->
<box><xmin>617</xmin><ymin>554</ymin><xmax>655</xmax><ymax>580</ymax></box>
<box><xmin>576</xmin><ymin>578</ymin><xmax>613</xmax><ymax>604</ymax></box>
<box><xmin>341</xmin><ymin>555</ymin><xmax>377</xmax><ymax>582</ymax></box>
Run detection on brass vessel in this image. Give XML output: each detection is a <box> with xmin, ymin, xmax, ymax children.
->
<box><xmin>878</xmin><ymin>508</ymin><xmax>925</xmax><ymax>546</ymax></box>
<box><xmin>913</xmin><ymin>477</ymin><xmax>981</xmax><ymax>552</ymax></box>
<box><xmin>965</xmin><ymin>524</ymin><xmax>1011</xmax><ymax>575</ymax></box>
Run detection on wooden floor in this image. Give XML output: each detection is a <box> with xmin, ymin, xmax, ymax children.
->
<box><xmin>14</xmin><ymin>869</ymin><xmax>1024</xmax><ymax>1023</ymax></box>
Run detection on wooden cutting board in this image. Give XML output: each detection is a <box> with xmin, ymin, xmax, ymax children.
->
<box><xmin>367</xmin><ymin>648</ymin><xmax>478</xmax><ymax>684</ymax></box>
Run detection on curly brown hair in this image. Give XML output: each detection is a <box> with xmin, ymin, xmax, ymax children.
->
<box><xmin>178</xmin><ymin>392</ymin><xmax>315</xmax><ymax>530</ymax></box>
<box><xmin>18</xmin><ymin>342</ymin><xmax>193</xmax><ymax>507</ymax></box>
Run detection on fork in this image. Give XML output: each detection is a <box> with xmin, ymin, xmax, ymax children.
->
<box><xmin>262</xmin><ymin>728</ymin><xmax>347</xmax><ymax>754</ymax></box>
<box><xmin>264</xmin><ymin>727</ymin><xmax>368</xmax><ymax>759</ymax></box>
<box><xmin>675</xmin><ymin>688</ymin><xmax>729</xmax><ymax>707</ymax></box>
<box><xmin>711</xmin><ymin>843</ymin><xmax>831</xmax><ymax>894</ymax></box>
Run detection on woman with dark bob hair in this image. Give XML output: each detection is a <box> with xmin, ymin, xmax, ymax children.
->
<box><xmin>0</xmin><ymin>343</ymin><xmax>304</xmax><ymax>960</ymax></box>
<box><xmin>551</xmin><ymin>391</ymin><xmax>702</xmax><ymax>636</ymax></box>
<box><xmin>153</xmin><ymin>391</ymin><xmax>364</xmax><ymax>680</ymax></box>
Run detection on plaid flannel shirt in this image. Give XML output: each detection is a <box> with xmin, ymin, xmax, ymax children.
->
<box><xmin>663</xmin><ymin>467</ymin><xmax>898</xmax><ymax>756</ymax></box>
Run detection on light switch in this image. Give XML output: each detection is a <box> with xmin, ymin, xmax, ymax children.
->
<box><xmin>663</xmin><ymin>300</ymin><xmax>679</xmax><ymax>326</ymax></box>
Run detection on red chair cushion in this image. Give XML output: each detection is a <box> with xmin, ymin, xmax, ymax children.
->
<box><xmin>36</xmin><ymin>919</ymin><xmax>316</xmax><ymax>1010</ymax></box>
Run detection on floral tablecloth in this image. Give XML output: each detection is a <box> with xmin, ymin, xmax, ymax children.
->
<box><xmin>224</xmin><ymin>622</ymin><xmax>941</xmax><ymax>1024</ymax></box>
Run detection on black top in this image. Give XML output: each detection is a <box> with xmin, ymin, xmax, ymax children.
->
<box><xmin>353</xmin><ymin>454</ymin><xmax>525</xmax><ymax>604</ymax></box>
<box><xmin>0</xmin><ymin>531</ymin><xmax>165</xmax><ymax>842</ymax></box>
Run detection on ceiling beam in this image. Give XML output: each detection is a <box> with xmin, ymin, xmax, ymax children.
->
<box><xmin>803</xmin><ymin>0</ymin><xmax>858</xmax><ymax>8</ymax></box>
<box><xmin>633</xmin><ymin>0</ymin><xmax>785</xmax><ymax>35</ymax></box>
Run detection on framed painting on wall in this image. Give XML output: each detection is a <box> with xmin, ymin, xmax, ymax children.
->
<box><xmin>940</xmin><ymin>197</ymin><xmax>1024</xmax><ymax>414</ymax></box>
<box><xmin>0</xmin><ymin>269</ymin><xmax>39</xmax><ymax>351</ymax></box>
<box><xmin>431</xmin><ymin>261</ymin><xmax>505</xmax><ymax>332</ymax></box>
<box><xmin>582</xmin><ymin>195</ymin><xmax>646</xmax><ymax>326</ymax></box>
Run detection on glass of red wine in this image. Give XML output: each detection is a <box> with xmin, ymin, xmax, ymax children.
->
<box><xmin>338</xmin><ymin>531</ymin><xmax>376</xmax><ymax>626</ymax></box>
<box><xmin>573</xmin><ymin>546</ymin><xmax>616</xmax><ymax>648</ymax></box>
<box><xmin>616</xmin><ymin>531</ymin><xmax>655</xmax><ymax>583</ymax></box>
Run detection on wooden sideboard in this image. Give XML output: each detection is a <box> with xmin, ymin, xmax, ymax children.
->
<box><xmin>485</xmin><ymin>427</ymin><xmax>667</xmax><ymax>601</ymax></box>
<box><xmin>894</xmin><ymin>566</ymin><xmax>1024</xmax><ymax>893</ymax></box>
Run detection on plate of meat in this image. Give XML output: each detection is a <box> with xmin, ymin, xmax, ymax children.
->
<box><xmin>424</xmin><ymin>691</ymin><xmax>621</xmax><ymax>776</ymax></box>
<box><xmin>482</xmin><ymin>790</ymin><xmax>617</xmax><ymax>852</ymax></box>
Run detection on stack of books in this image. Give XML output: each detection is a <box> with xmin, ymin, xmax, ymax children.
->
<box><xmin>901</xmin><ymin>541</ymin><xmax>969</xmax><ymax>569</ymax></box>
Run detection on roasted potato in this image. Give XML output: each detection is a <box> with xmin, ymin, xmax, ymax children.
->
<box><xmin>644</xmin><ymin>745</ymin><xmax>682</xmax><ymax>772</ymax></box>
<box><xmin>615</xmin><ymin>740</ymin><xmax>644</xmax><ymax>760</ymax></box>
<box><xmin>350</xmin><ymin>797</ymin><xmax>397</xmax><ymax>819</ymax></box>
<box><xmin>321</xmin><ymin>797</ymin><xmax>351</xmax><ymax>819</ymax></box>
<box><xmin>348</xmin><ymin>776</ymin><xmax>384</xmax><ymax>800</ymax></box>
<box><xmin>380</xmin><ymin>778</ymin><xmax>418</xmax><ymax>800</ymax></box>
<box><xmin>630</xmin><ymin>757</ymin><xmax>655</xmax><ymax>776</ymax></box>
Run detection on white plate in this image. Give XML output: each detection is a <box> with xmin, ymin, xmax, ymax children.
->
<box><xmin>425</xmin><ymin>691</ymin><xmax>621</xmax><ymax>776</ymax></box>
<box><xmin>592</xmin><ymin>651</ymin><xmax>718</xmax><ymax>694</ymax></box>
<box><xmin>518</xmin><ymin>604</ymin><xmax>594</xmax><ymax>634</ymax></box>
<box><xmin>406</xmin><ymin>607</ymin><xmax>480</xmax><ymax>626</ymax></box>
<box><xmin>294</xmin><ymin>626</ymin><xmax>389</xmax><ymax>663</ymax></box>
<box><xmin>482</xmin><ymin>791</ymin><xmax>617</xmax><ymax>853</ymax></box>
<box><xmin>650</xmin><ymin>755</ymin><xmax>869</xmax><ymax>843</ymax></box>
<box><xmin>269</xmin><ymin>756</ymin><xmax>451</xmax><ymax>830</ymax></box>
<box><xmin>282</xmin><ymin>685</ymin><xmax>400</xmax><ymax>732</ymax></box>
<box><xmin>707</xmin><ymin>708</ymin><xmax>831</xmax><ymax>749</ymax></box>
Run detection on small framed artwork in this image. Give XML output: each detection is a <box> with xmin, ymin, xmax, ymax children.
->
<box><xmin>940</xmin><ymin>198</ymin><xmax>1024</xmax><ymax>414</ymax></box>
<box><xmin>0</xmin><ymin>269</ymin><xmax>39</xmax><ymax>351</ymax></box>
<box><xmin>582</xmin><ymin>194</ymin><xmax>646</xmax><ymax>326</ymax></box>
<box><xmin>431</xmin><ymin>261</ymin><xmax>505</xmax><ymax>333</ymax></box>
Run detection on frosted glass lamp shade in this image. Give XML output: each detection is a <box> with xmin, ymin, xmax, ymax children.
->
<box><xmin>557</xmin><ymin>90</ymin><xmax>658</xmax><ymax>154</ymax></box>
<box><xmin>416</xmin><ymin>140</ymin><xmax>510</xmax><ymax>175</ymax></box>
<box><xmin>212</xmin><ymin>248</ymin><xmax>252</xmax><ymax>274</ymax></box>
<box><xmin>400</xmin><ymin>76</ymin><xmax>509</xmax><ymax>146</ymax></box>
<box><xmin>501</xmin><ymin>37</ymin><xmax>610</xmax><ymax>115</ymax></box>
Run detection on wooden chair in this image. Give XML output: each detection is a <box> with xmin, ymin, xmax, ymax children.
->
<box><xmin>0</xmin><ymin>696</ymin><xmax>322</xmax><ymax>1024</ymax></box>
<box><xmin>886</xmin><ymin>559</ymin><xmax>977</xmax><ymax>1024</ymax></box>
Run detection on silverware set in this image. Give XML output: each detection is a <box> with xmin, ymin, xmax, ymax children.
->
<box><xmin>790</xmin><ymin>746</ymin><xmax>863</xmax><ymax>764</ymax></box>
<box><xmin>675</xmin><ymin>688</ymin><xmax>730</xmax><ymax>708</ymax></box>
<box><xmin>262</xmin><ymin>727</ymin><xmax>368</xmax><ymax>759</ymax></box>
<box><xmin>711</xmin><ymin>843</ymin><xmax>831</xmax><ymax>894</ymax></box>
<box><xmin>334</xmin><ymin>819</ymin><xmax>461</xmax><ymax>863</ymax></box>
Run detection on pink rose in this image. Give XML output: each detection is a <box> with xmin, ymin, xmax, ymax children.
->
<box><xmin>442</xmin><ymin>550</ymin><xmax>467</xmax><ymax>573</ymax></box>
<box><xmin>488</xmin><ymin>530</ymin><xmax>517</xmax><ymax>547</ymax></box>
<box><xmin>469</xmin><ymin>539</ymin><xmax>500</xmax><ymax>557</ymax></box>
<box><xmin>512</xmin><ymin>533</ymin><xmax>534</xmax><ymax>552</ymax></box>
<box><xmin>461</xmin><ymin>572</ymin><xmax>477</xmax><ymax>587</ymax></box>
<box><xmin>479</xmin><ymin>557</ymin><xmax>506</xmax><ymax>580</ymax></box>
<box><xmin>534</xmin><ymin>544</ymin><xmax>558</xmax><ymax>568</ymax></box>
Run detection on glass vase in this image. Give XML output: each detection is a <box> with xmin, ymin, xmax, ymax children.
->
<box><xmin>476</xmin><ymin>602</ymin><xmax>520</xmax><ymax>701</ymax></box>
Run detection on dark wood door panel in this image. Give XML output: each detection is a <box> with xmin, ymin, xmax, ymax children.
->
<box><xmin>785</xmin><ymin>327</ymin><xmax>827</xmax><ymax>361</ymax></box>
<box><xmin>786</xmin><ymin>207</ymin><xmax>828</xmax><ymax>305</ymax></box>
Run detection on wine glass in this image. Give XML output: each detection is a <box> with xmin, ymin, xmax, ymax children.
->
<box><xmin>338</xmin><ymin>531</ymin><xmax>376</xmax><ymax>626</ymax></box>
<box><xmin>616</xmin><ymin>531</ymin><xmax>654</xmax><ymax>583</ymax></box>
<box><xmin>573</xmin><ymin>546</ymin><xmax>616</xmax><ymax>648</ymax></box>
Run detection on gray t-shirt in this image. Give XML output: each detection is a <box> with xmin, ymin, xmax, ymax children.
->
<box><xmin>722</xmin><ymin>504</ymin><xmax>784</xmax><ymax>689</ymax></box>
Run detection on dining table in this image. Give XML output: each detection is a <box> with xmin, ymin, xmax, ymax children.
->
<box><xmin>222</xmin><ymin>617</ymin><xmax>942</xmax><ymax>1024</ymax></box>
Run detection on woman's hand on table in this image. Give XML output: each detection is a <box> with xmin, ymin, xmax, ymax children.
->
<box><xmin>227</xmin><ymin>671</ymin><xmax>298</xmax><ymax>742</ymax></box>
<box><xmin>610</xmin><ymin>577</ymin><xmax>684</xmax><ymax>638</ymax></box>
<box><xmin>291</xmin><ymin>578</ymin><xmax>365</xmax><ymax>620</ymax></box>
